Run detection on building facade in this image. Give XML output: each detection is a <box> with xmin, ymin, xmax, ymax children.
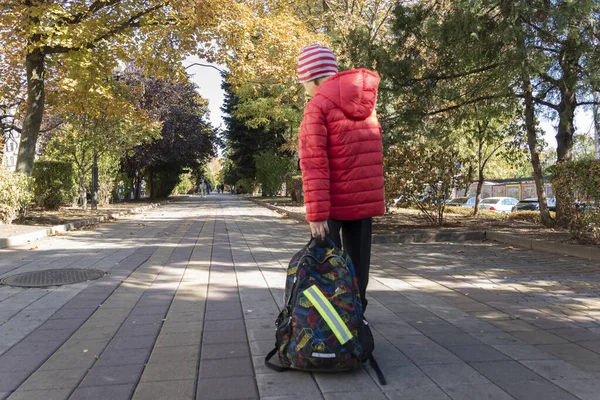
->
<box><xmin>2</xmin><ymin>131</ymin><xmax>20</xmax><ymax>171</ymax></box>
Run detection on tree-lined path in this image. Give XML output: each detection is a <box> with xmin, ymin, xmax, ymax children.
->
<box><xmin>1</xmin><ymin>195</ymin><xmax>600</xmax><ymax>400</ymax></box>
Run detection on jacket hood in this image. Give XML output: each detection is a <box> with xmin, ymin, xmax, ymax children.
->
<box><xmin>316</xmin><ymin>68</ymin><xmax>380</xmax><ymax>120</ymax></box>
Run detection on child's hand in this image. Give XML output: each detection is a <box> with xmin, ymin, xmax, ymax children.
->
<box><xmin>309</xmin><ymin>221</ymin><xmax>329</xmax><ymax>240</ymax></box>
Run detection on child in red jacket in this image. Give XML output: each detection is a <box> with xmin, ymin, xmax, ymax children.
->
<box><xmin>297</xmin><ymin>44</ymin><xmax>385</xmax><ymax>311</ymax></box>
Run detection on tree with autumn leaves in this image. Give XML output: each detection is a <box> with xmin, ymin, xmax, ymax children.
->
<box><xmin>0</xmin><ymin>0</ymin><xmax>323</xmax><ymax>175</ymax></box>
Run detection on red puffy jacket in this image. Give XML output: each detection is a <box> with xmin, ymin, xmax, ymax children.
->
<box><xmin>299</xmin><ymin>68</ymin><xmax>385</xmax><ymax>222</ymax></box>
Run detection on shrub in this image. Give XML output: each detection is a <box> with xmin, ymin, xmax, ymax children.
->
<box><xmin>385</xmin><ymin>140</ymin><xmax>463</xmax><ymax>226</ymax></box>
<box><xmin>507</xmin><ymin>211</ymin><xmax>550</xmax><ymax>225</ymax></box>
<box><xmin>235</xmin><ymin>177</ymin><xmax>256</xmax><ymax>194</ymax></box>
<box><xmin>172</xmin><ymin>173</ymin><xmax>194</xmax><ymax>195</ymax></box>
<box><xmin>0</xmin><ymin>167</ymin><xmax>32</xmax><ymax>224</ymax></box>
<box><xmin>254</xmin><ymin>151</ymin><xmax>293</xmax><ymax>197</ymax></box>
<box><xmin>31</xmin><ymin>161</ymin><xmax>77</xmax><ymax>210</ymax></box>
<box><xmin>445</xmin><ymin>206</ymin><xmax>504</xmax><ymax>219</ymax></box>
<box><xmin>552</xmin><ymin>160</ymin><xmax>600</xmax><ymax>244</ymax></box>
<box><xmin>286</xmin><ymin>174</ymin><xmax>304</xmax><ymax>203</ymax></box>
<box><xmin>445</xmin><ymin>206</ymin><xmax>473</xmax><ymax>216</ymax></box>
<box><xmin>152</xmin><ymin>168</ymin><xmax>180</xmax><ymax>198</ymax></box>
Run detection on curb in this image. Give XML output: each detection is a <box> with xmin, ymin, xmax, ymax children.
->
<box><xmin>248</xmin><ymin>198</ymin><xmax>486</xmax><ymax>244</ymax></box>
<box><xmin>486</xmin><ymin>231</ymin><xmax>600</xmax><ymax>262</ymax></box>
<box><xmin>246</xmin><ymin>197</ymin><xmax>306</xmax><ymax>223</ymax></box>
<box><xmin>248</xmin><ymin>198</ymin><xmax>600</xmax><ymax>261</ymax></box>
<box><xmin>373</xmin><ymin>231</ymin><xmax>486</xmax><ymax>244</ymax></box>
<box><xmin>0</xmin><ymin>200</ymin><xmax>170</xmax><ymax>250</ymax></box>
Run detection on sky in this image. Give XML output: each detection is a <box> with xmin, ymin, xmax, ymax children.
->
<box><xmin>183</xmin><ymin>57</ymin><xmax>596</xmax><ymax>151</ymax></box>
<box><xmin>183</xmin><ymin>56</ymin><xmax>227</xmax><ymax>132</ymax></box>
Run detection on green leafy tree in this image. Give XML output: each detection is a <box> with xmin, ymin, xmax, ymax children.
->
<box><xmin>45</xmin><ymin>112</ymin><xmax>159</xmax><ymax>209</ymax></box>
<box><xmin>254</xmin><ymin>150</ymin><xmax>293</xmax><ymax>197</ymax></box>
<box><xmin>385</xmin><ymin>130</ymin><xmax>464</xmax><ymax>226</ymax></box>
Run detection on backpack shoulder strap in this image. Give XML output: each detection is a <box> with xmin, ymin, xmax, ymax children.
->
<box><xmin>369</xmin><ymin>354</ymin><xmax>386</xmax><ymax>385</ymax></box>
<box><xmin>265</xmin><ymin>347</ymin><xmax>287</xmax><ymax>372</ymax></box>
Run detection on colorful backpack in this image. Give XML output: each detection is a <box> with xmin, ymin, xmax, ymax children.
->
<box><xmin>265</xmin><ymin>237</ymin><xmax>386</xmax><ymax>384</ymax></box>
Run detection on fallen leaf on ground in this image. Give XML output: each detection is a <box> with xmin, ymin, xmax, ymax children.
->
<box><xmin>29</xmin><ymin>246</ymin><xmax>38</xmax><ymax>250</ymax></box>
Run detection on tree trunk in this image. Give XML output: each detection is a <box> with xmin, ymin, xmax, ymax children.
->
<box><xmin>522</xmin><ymin>72</ymin><xmax>553</xmax><ymax>227</ymax></box>
<box><xmin>79</xmin><ymin>173</ymin><xmax>87</xmax><ymax>210</ymax></box>
<box><xmin>473</xmin><ymin>170</ymin><xmax>484</xmax><ymax>216</ymax></box>
<box><xmin>594</xmin><ymin>91</ymin><xmax>600</xmax><ymax>160</ymax></box>
<box><xmin>149</xmin><ymin>168</ymin><xmax>154</xmax><ymax>198</ymax></box>
<box><xmin>15</xmin><ymin>50</ymin><xmax>46</xmax><ymax>175</ymax></box>
<box><xmin>134</xmin><ymin>172</ymin><xmax>141</xmax><ymax>200</ymax></box>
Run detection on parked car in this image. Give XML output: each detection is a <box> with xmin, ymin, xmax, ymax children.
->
<box><xmin>512</xmin><ymin>197</ymin><xmax>556</xmax><ymax>212</ymax></box>
<box><xmin>479</xmin><ymin>197</ymin><xmax>519</xmax><ymax>213</ymax></box>
<box><xmin>447</xmin><ymin>197</ymin><xmax>476</xmax><ymax>208</ymax></box>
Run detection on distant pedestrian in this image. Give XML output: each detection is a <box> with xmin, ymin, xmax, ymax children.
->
<box><xmin>199</xmin><ymin>178</ymin><xmax>206</xmax><ymax>198</ymax></box>
<box><xmin>297</xmin><ymin>44</ymin><xmax>385</xmax><ymax>311</ymax></box>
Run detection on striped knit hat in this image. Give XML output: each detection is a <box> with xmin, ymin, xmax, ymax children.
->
<box><xmin>297</xmin><ymin>44</ymin><xmax>338</xmax><ymax>83</ymax></box>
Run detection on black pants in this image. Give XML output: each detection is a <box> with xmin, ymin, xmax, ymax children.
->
<box><xmin>327</xmin><ymin>217</ymin><xmax>372</xmax><ymax>312</ymax></box>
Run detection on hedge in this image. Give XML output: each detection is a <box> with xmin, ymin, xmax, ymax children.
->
<box><xmin>0</xmin><ymin>167</ymin><xmax>32</xmax><ymax>224</ymax></box>
<box><xmin>31</xmin><ymin>161</ymin><xmax>77</xmax><ymax>210</ymax></box>
<box><xmin>552</xmin><ymin>160</ymin><xmax>600</xmax><ymax>244</ymax></box>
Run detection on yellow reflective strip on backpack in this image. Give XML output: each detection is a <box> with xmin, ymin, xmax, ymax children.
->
<box><xmin>303</xmin><ymin>285</ymin><xmax>353</xmax><ymax>345</ymax></box>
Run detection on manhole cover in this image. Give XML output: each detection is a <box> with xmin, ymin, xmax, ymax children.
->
<box><xmin>0</xmin><ymin>268</ymin><xmax>105</xmax><ymax>288</ymax></box>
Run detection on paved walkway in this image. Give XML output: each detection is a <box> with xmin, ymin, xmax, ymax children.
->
<box><xmin>0</xmin><ymin>195</ymin><xmax>599</xmax><ymax>400</ymax></box>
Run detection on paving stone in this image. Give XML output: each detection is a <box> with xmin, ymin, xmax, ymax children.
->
<box><xmin>204</xmin><ymin>301</ymin><xmax>242</xmax><ymax>312</ymax></box>
<box><xmin>38</xmin><ymin>318</ymin><xmax>87</xmax><ymax>331</ymax></box>
<box><xmin>79</xmin><ymin>364</ymin><xmax>144</xmax><ymax>387</ymax></box>
<box><xmin>132</xmin><ymin>380</ymin><xmax>195</xmax><ymax>400</ymax></box>
<box><xmin>201</xmin><ymin>342</ymin><xmax>250</xmax><ymax>360</ymax></box>
<box><xmin>203</xmin><ymin>329</ymin><xmax>249</xmax><ymax>344</ymax></box>
<box><xmin>420</xmin><ymin>363</ymin><xmax>491</xmax><ymax>387</ymax></box>
<box><xmin>323</xmin><ymin>392</ymin><xmax>387</xmax><ymax>400</ymax></box>
<box><xmin>488</xmin><ymin>320</ymin><xmax>539</xmax><ymax>332</ymax></box>
<box><xmin>17</xmin><ymin>368</ymin><xmax>82</xmax><ymax>391</ymax></box>
<box><xmin>314</xmin><ymin>368</ymin><xmax>379</xmax><ymax>393</ymax></box>
<box><xmin>154</xmin><ymin>332</ymin><xmax>201</xmax><ymax>348</ymax></box>
<box><xmin>521</xmin><ymin>359</ymin><xmax>594</xmax><ymax>380</ymax></box>
<box><xmin>567</xmin><ymin>358</ymin><xmax>600</xmax><ymax>375</ymax></box>
<box><xmin>469</xmin><ymin>361</ymin><xmax>545</xmax><ymax>385</ymax></box>
<box><xmin>384</xmin><ymin>385</ymin><xmax>452</xmax><ymax>400</ymax></box>
<box><xmin>447</xmin><ymin>345</ymin><xmax>512</xmax><ymax>363</ymax></box>
<box><xmin>249</xmin><ymin>339</ymin><xmax>274</xmax><ymax>357</ymax></box>
<box><xmin>140</xmin><ymin>360</ymin><xmax>197</xmax><ymax>382</ymax></box>
<box><xmin>366</xmin><ymin>364</ymin><xmax>435</xmax><ymax>390</ymax></box>
<box><xmin>94</xmin><ymin>348</ymin><xmax>152</xmax><ymax>367</ymax></box>
<box><xmin>402</xmin><ymin>343</ymin><xmax>462</xmax><ymax>365</ymax></box>
<box><xmin>491</xmin><ymin>344</ymin><xmax>557</xmax><ymax>361</ymax></box>
<box><xmin>256</xmin><ymin>373</ymin><xmax>318</xmax><ymax>398</ymax></box>
<box><xmin>552</xmin><ymin>378</ymin><xmax>600</xmax><ymax>400</ymax></box>
<box><xmin>159</xmin><ymin>321</ymin><xmax>203</xmax><ymax>334</ymax></box>
<box><xmin>499</xmin><ymin>380</ymin><xmax>580</xmax><ymax>400</ymax></box>
<box><xmin>204</xmin><ymin>319</ymin><xmax>246</xmax><ymax>332</ymax></box>
<box><xmin>117</xmin><ymin>322</ymin><xmax>162</xmax><ymax>337</ymax></box>
<box><xmin>0</xmin><ymin>353</ymin><xmax>46</xmax><ymax>373</ymax></box>
<box><xmin>148</xmin><ymin>345</ymin><xmax>199</xmax><ymax>363</ymax></box>
<box><xmin>69</xmin><ymin>384</ymin><xmax>135</xmax><ymax>400</ymax></box>
<box><xmin>205</xmin><ymin>308</ymin><xmax>244</xmax><ymax>321</ymax></box>
<box><xmin>548</xmin><ymin>327</ymin><xmax>600</xmax><ymax>343</ymax></box>
<box><xmin>124</xmin><ymin>314</ymin><xmax>166</xmax><ymax>325</ymax></box>
<box><xmin>105</xmin><ymin>334</ymin><xmax>157</xmax><ymax>351</ymax></box>
<box><xmin>578</xmin><ymin>340</ymin><xmax>600</xmax><ymax>354</ymax></box>
<box><xmin>6</xmin><ymin>388</ymin><xmax>72</xmax><ymax>400</ymax></box>
<box><xmin>512</xmin><ymin>330</ymin><xmax>568</xmax><ymax>345</ymax></box>
<box><xmin>441</xmin><ymin>383</ymin><xmax>516</xmax><ymax>400</ymax></box>
<box><xmin>39</xmin><ymin>339</ymin><xmax>108</xmax><ymax>370</ymax></box>
<box><xmin>24</xmin><ymin>328</ymin><xmax>73</xmax><ymax>343</ymax></box>
<box><xmin>385</xmin><ymin>333</ymin><xmax>436</xmax><ymax>349</ymax></box>
<box><xmin>428</xmin><ymin>332</ymin><xmax>484</xmax><ymax>347</ymax></box>
<box><xmin>198</xmin><ymin>376</ymin><xmax>258</xmax><ymax>399</ymax></box>
<box><xmin>536</xmin><ymin>343</ymin><xmax>600</xmax><ymax>361</ymax></box>
<box><xmin>199</xmin><ymin>357</ymin><xmax>254</xmax><ymax>379</ymax></box>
